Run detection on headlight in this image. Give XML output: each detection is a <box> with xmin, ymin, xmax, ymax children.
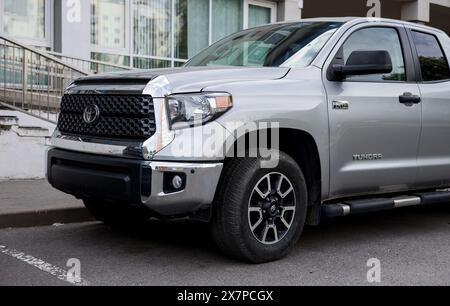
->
<box><xmin>166</xmin><ymin>93</ymin><xmax>233</xmax><ymax>129</ymax></box>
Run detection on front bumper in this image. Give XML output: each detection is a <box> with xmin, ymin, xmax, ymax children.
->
<box><xmin>47</xmin><ymin>148</ymin><xmax>223</xmax><ymax>217</ymax></box>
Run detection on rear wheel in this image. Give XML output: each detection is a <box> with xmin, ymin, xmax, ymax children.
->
<box><xmin>211</xmin><ymin>151</ymin><xmax>308</xmax><ymax>263</ymax></box>
<box><xmin>83</xmin><ymin>199</ymin><xmax>151</xmax><ymax>227</ymax></box>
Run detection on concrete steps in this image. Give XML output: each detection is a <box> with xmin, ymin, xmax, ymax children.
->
<box><xmin>10</xmin><ymin>125</ymin><xmax>52</xmax><ymax>138</ymax></box>
<box><xmin>0</xmin><ymin>115</ymin><xmax>52</xmax><ymax>138</ymax></box>
<box><xmin>0</xmin><ymin>115</ymin><xmax>19</xmax><ymax>126</ymax></box>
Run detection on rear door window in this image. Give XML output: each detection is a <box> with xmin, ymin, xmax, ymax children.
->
<box><xmin>411</xmin><ymin>31</ymin><xmax>450</xmax><ymax>82</ymax></box>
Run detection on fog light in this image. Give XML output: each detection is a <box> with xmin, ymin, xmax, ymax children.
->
<box><xmin>163</xmin><ymin>172</ymin><xmax>186</xmax><ymax>193</ymax></box>
<box><xmin>172</xmin><ymin>175</ymin><xmax>183</xmax><ymax>190</ymax></box>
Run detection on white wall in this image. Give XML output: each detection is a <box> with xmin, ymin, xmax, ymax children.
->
<box><xmin>0</xmin><ymin>130</ymin><xmax>49</xmax><ymax>179</ymax></box>
<box><xmin>0</xmin><ymin>111</ymin><xmax>56</xmax><ymax>180</ymax></box>
<box><xmin>278</xmin><ymin>0</ymin><xmax>302</xmax><ymax>21</ymax></box>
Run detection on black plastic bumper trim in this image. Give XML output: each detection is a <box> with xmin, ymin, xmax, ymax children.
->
<box><xmin>47</xmin><ymin>148</ymin><xmax>148</xmax><ymax>206</ymax></box>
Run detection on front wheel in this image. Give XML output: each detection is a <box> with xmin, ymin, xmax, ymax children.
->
<box><xmin>211</xmin><ymin>152</ymin><xmax>308</xmax><ymax>263</ymax></box>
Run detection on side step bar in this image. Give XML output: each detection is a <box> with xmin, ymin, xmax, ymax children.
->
<box><xmin>322</xmin><ymin>190</ymin><xmax>450</xmax><ymax>218</ymax></box>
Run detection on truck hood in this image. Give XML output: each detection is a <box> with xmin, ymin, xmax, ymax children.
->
<box><xmin>72</xmin><ymin>66</ymin><xmax>290</xmax><ymax>96</ymax></box>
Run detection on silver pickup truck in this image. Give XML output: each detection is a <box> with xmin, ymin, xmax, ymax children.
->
<box><xmin>47</xmin><ymin>17</ymin><xmax>450</xmax><ymax>263</ymax></box>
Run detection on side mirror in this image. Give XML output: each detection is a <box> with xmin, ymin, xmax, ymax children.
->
<box><xmin>331</xmin><ymin>50</ymin><xmax>393</xmax><ymax>80</ymax></box>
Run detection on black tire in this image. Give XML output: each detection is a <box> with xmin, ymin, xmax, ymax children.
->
<box><xmin>211</xmin><ymin>151</ymin><xmax>308</xmax><ymax>263</ymax></box>
<box><xmin>83</xmin><ymin>199</ymin><xmax>151</xmax><ymax>228</ymax></box>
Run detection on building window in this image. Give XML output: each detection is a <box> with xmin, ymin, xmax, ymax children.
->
<box><xmin>133</xmin><ymin>56</ymin><xmax>172</xmax><ymax>69</ymax></box>
<box><xmin>90</xmin><ymin>0</ymin><xmax>278</xmax><ymax>69</ymax></box>
<box><xmin>3</xmin><ymin>0</ymin><xmax>47</xmax><ymax>43</ymax></box>
<box><xmin>248</xmin><ymin>4</ymin><xmax>271</xmax><ymax>28</ymax></box>
<box><xmin>212</xmin><ymin>0</ymin><xmax>243</xmax><ymax>43</ymax></box>
<box><xmin>92</xmin><ymin>52</ymin><xmax>130</xmax><ymax>67</ymax></box>
<box><xmin>133</xmin><ymin>0</ymin><xmax>172</xmax><ymax>59</ymax></box>
<box><xmin>91</xmin><ymin>0</ymin><xmax>126</xmax><ymax>49</ymax></box>
<box><xmin>175</xmin><ymin>0</ymin><xmax>210</xmax><ymax>60</ymax></box>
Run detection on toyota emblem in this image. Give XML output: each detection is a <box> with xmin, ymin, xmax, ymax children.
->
<box><xmin>83</xmin><ymin>104</ymin><xmax>100</xmax><ymax>124</ymax></box>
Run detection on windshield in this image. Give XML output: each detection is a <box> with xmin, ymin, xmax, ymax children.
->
<box><xmin>186</xmin><ymin>22</ymin><xmax>342</xmax><ymax>68</ymax></box>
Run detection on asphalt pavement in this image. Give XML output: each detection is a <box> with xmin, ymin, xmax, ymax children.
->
<box><xmin>1</xmin><ymin>204</ymin><xmax>449</xmax><ymax>286</ymax></box>
<box><xmin>0</xmin><ymin>180</ymin><xmax>92</xmax><ymax>228</ymax></box>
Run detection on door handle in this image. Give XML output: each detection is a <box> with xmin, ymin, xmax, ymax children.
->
<box><xmin>399</xmin><ymin>92</ymin><xmax>421</xmax><ymax>104</ymax></box>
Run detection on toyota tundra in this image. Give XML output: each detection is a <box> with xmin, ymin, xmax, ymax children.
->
<box><xmin>47</xmin><ymin>17</ymin><xmax>450</xmax><ymax>263</ymax></box>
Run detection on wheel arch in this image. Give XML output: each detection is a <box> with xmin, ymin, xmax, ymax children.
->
<box><xmin>218</xmin><ymin>127</ymin><xmax>323</xmax><ymax>225</ymax></box>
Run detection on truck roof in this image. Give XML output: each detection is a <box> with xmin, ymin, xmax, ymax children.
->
<box><xmin>278</xmin><ymin>17</ymin><xmax>447</xmax><ymax>36</ymax></box>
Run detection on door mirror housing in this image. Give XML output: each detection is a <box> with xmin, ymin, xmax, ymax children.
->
<box><xmin>330</xmin><ymin>50</ymin><xmax>393</xmax><ymax>81</ymax></box>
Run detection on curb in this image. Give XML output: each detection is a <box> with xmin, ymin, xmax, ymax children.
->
<box><xmin>0</xmin><ymin>207</ymin><xmax>94</xmax><ymax>229</ymax></box>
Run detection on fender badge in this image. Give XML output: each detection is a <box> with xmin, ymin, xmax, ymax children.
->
<box><xmin>332</xmin><ymin>100</ymin><xmax>349</xmax><ymax>110</ymax></box>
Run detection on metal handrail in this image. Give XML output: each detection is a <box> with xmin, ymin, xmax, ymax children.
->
<box><xmin>0</xmin><ymin>35</ymin><xmax>87</xmax><ymax>74</ymax></box>
<box><xmin>46</xmin><ymin>51</ymin><xmax>133</xmax><ymax>74</ymax></box>
<box><xmin>0</xmin><ymin>34</ymin><xmax>88</xmax><ymax>123</ymax></box>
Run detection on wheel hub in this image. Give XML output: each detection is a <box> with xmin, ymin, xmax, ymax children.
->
<box><xmin>265</xmin><ymin>196</ymin><xmax>280</xmax><ymax>217</ymax></box>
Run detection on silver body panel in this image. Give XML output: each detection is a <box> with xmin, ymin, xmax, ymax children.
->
<box><xmin>325</xmin><ymin>81</ymin><xmax>422</xmax><ymax>197</ymax></box>
<box><xmin>415</xmin><ymin>79</ymin><xmax>450</xmax><ymax>188</ymax></box>
<box><xmin>213</xmin><ymin>66</ymin><xmax>331</xmax><ymax>198</ymax></box>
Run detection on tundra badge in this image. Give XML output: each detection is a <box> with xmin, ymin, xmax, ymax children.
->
<box><xmin>353</xmin><ymin>154</ymin><xmax>383</xmax><ymax>161</ymax></box>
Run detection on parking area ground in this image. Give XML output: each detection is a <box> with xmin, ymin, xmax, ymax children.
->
<box><xmin>1</xmin><ymin>204</ymin><xmax>449</xmax><ymax>286</ymax></box>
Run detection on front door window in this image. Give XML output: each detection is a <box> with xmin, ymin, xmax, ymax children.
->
<box><xmin>339</xmin><ymin>27</ymin><xmax>407</xmax><ymax>82</ymax></box>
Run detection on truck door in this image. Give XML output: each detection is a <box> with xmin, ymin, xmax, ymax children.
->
<box><xmin>323</xmin><ymin>24</ymin><xmax>422</xmax><ymax>198</ymax></box>
<box><xmin>408</xmin><ymin>29</ymin><xmax>450</xmax><ymax>188</ymax></box>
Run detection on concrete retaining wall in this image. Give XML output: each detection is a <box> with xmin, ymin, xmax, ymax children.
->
<box><xmin>0</xmin><ymin>110</ymin><xmax>56</xmax><ymax>179</ymax></box>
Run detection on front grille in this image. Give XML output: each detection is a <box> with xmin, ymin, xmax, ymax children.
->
<box><xmin>57</xmin><ymin>94</ymin><xmax>156</xmax><ymax>141</ymax></box>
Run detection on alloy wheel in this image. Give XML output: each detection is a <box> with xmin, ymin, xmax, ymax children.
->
<box><xmin>247</xmin><ymin>172</ymin><xmax>296</xmax><ymax>245</ymax></box>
